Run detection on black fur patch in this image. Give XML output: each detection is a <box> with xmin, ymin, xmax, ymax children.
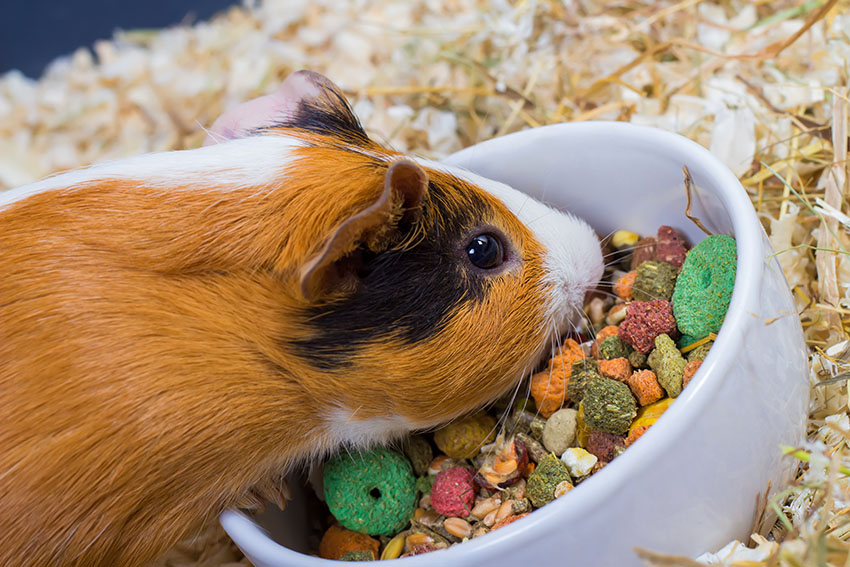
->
<box><xmin>268</xmin><ymin>85</ymin><xmax>372</xmax><ymax>148</ymax></box>
<box><xmin>291</xmin><ymin>180</ymin><xmax>495</xmax><ymax>369</ymax></box>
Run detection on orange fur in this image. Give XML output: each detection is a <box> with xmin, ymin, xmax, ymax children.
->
<box><xmin>0</xmin><ymin>131</ymin><xmax>553</xmax><ymax>566</ymax></box>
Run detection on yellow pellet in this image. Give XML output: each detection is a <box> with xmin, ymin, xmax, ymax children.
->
<box><xmin>612</xmin><ymin>230</ymin><xmax>640</xmax><ymax>248</ymax></box>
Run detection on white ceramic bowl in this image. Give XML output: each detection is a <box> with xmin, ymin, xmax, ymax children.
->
<box><xmin>221</xmin><ymin>122</ymin><xmax>809</xmax><ymax>566</ymax></box>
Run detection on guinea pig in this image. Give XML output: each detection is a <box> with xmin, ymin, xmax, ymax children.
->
<box><xmin>0</xmin><ymin>70</ymin><xmax>603</xmax><ymax>566</ymax></box>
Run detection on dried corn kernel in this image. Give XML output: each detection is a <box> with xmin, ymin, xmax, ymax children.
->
<box><xmin>629</xmin><ymin>398</ymin><xmax>674</xmax><ymax>436</ymax></box>
<box><xmin>554</xmin><ymin>480</ymin><xmax>574</xmax><ymax>498</ymax></box>
<box><xmin>625</xmin><ymin>425</ymin><xmax>650</xmax><ymax>447</ymax></box>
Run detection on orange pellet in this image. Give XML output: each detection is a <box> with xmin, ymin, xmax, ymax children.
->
<box><xmin>319</xmin><ymin>524</ymin><xmax>380</xmax><ymax>561</ymax></box>
<box><xmin>625</xmin><ymin>425</ymin><xmax>650</xmax><ymax>447</ymax></box>
<box><xmin>597</xmin><ymin>357</ymin><xmax>631</xmax><ymax>382</ymax></box>
<box><xmin>626</xmin><ymin>370</ymin><xmax>665</xmax><ymax>406</ymax></box>
<box><xmin>683</xmin><ymin>359</ymin><xmax>702</xmax><ymax>388</ymax></box>
<box><xmin>491</xmin><ymin>512</ymin><xmax>530</xmax><ymax>531</ymax></box>
<box><xmin>591</xmin><ymin>325</ymin><xmax>619</xmax><ymax>357</ymax></box>
<box><xmin>530</xmin><ymin>367</ymin><xmax>569</xmax><ymax>418</ymax></box>
<box><xmin>614</xmin><ymin>271</ymin><xmax>636</xmax><ymax>301</ymax></box>
<box><xmin>548</xmin><ymin>338</ymin><xmax>585</xmax><ymax>374</ymax></box>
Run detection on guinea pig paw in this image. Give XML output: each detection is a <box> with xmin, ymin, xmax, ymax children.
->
<box><xmin>236</xmin><ymin>475</ymin><xmax>291</xmax><ymax>513</ymax></box>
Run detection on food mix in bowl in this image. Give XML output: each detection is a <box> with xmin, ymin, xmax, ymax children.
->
<box><xmin>313</xmin><ymin>224</ymin><xmax>737</xmax><ymax>561</ymax></box>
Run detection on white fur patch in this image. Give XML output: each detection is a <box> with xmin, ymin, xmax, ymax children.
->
<box><xmin>417</xmin><ymin>158</ymin><xmax>604</xmax><ymax>335</ymax></box>
<box><xmin>0</xmin><ymin>134</ymin><xmax>306</xmax><ymax>212</ymax></box>
<box><xmin>322</xmin><ymin>407</ymin><xmax>414</xmax><ymax>450</ymax></box>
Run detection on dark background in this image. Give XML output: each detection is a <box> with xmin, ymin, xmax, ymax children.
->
<box><xmin>1</xmin><ymin>0</ymin><xmax>237</xmax><ymax>78</ymax></box>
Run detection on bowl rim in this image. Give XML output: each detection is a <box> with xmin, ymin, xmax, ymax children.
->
<box><xmin>221</xmin><ymin>120</ymin><xmax>766</xmax><ymax>565</ymax></box>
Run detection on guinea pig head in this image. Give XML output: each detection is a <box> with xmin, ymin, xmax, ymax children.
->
<box><xmin>227</xmin><ymin>72</ymin><xmax>607</xmax><ymax>451</ymax></box>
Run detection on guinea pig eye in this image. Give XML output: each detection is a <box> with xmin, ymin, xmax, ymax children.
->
<box><xmin>466</xmin><ymin>233</ymin><xmax>504</xmax><ymax>269</ymax></box>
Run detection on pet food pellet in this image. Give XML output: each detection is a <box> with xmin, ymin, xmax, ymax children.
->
<box><xmin>565</xmin><ymin>359</ymin><xmax>600</xmax><ymax>402</ymax></box>
<box><xmin>672</xmin><ymin>234</ymin><xmax>737</xmax><ymax>340</ymax></box>
<box><xmin>339</xmin><ymin>550</ymin><xmax>376</xmax><ymax>561</ymax></box>
<box><xmin>542</xmin><ymin>407</ymin><xmax>578</xmax><ymax>455</ymax></box>
<box><xmin>434</xmin><ymin>413</ymin><xmax>497</xmax><ymax>460</ymax></box>
<box><xmin>629</xmin><ymin>350</ymin><xmax>648</xmax><ymax>369</ymax></box>
<box><xmin>655</xmin><ymin>225</ymin><xmax>688</xmax><ymax>267</ymax></box>
<box><xmin>597</xmin><ymin>357</ymin><xmax>631</xmax><ymax>381</ymax></box>
<box><xmin>629</xmin><ymin>398</ymin><xmax>674</xmax><ymax>437</ymax></box>
<box><xmin>403</xmin><ymin>435</ymin><xmax>434</xmax><ymax>476</ymax></box>
<box><xmin>598</xmin><ymin>335</ymin><xmax>632</xmax><ymax>360</ymax></box>
<box><xmin>323</xmin><ymin>447</ymin><xmax>417</xmax><ymax>536</ymax></box>
<box><xmin>613</xmin><ymin>270</ymin><xmax>636</xmax><ymax>301</ymax></box>
<box><xmin>560</xmin><ymin>447</ymin><xmax>598</xmax><ymax>478</ymax></box>
<box><xmin>430</xmin><ymin>467</ymin><xmax>475</xmax><ymax>517</ymax></box>
<box><xmin>581</xmin><ymin>377</ymin><xmax>638</xmax><ymax>435</ymax></box>
<box><xmin>526</xmin><ymin>454</ymin><xmax>572</xmax><ymax>507</ymax></box>
<box><xmin>618</xmin><ymin>299</ymin><xmax>678</xmax><ymax>354</ymax></box>
<box><xmin>687</xmin><ymin>341</ymin><xmax>713</xmax><ymax>362</ymax></box>
<box><xmin>530</xmin><ymin>367</ymin><xmax>569</xmax><ymax>418</ymax></box>
<box><xmin>627</xmin><ymin>369</ymin><xmax>665</xmax><ymax>406</ymax></box>
<box><xmin>443</xmin><ymin>517</ymin><xmax>473</xmax><ymax>539</ymax></box>
<box><xmin>516</xmin><ymin>432</ymin><xmax>548</xmax><ymax>464</ymax></box>
<box><xmin>633</xmin><ymin>260</ymin><xmax>677</xmax><ymax>302</ymax></box>
<box><xmin>625</xmin><ymin>425</ymin><xmax>650</xmax><ymax>447</ymax></box>
<box><xmin>682</xmin><ymin>359</ymin><xmax>702</xmax><ymax>388</ymax></box>
<box><xmin>586</xmin><ymin>430</ymin><xmax>626</xmax><ymax>463</ymax></box>
<box><xmin>511</xmin><ymin>497</ymin><xmax>531</xmax><ymax>514</ymax></box>
<box><xmin>549</xmin><ymin>338</ymin><xmax>586</xmax><ymax>373</ymax></box>
<box><xmin>647</xmin><ymin>334</ymin><xmax>687</xmax><ymax>398</ymax></box>
<box><xmin>319</xmin><ymin>525</ymin><xmax>381</xmax><ymax>561</ymax></box>
<box><xmin>575</xmin><ymin>402</ymin><xmax>590</xmax><ymax>448</ymax></box>
<box><xmin>631</xmin><ymin>236</ymin><xmax>657</xmax><ymax>269</ymax></box>
<box><xmin>587</xmin><ymin>296</ymin><xmax>607</xmax><ymax>326</ymax></box>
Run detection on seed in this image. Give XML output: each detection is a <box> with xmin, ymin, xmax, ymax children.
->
<box><xmin>405</xmin><ymin>532</ymin><xmax>433</xmax><ymax>550</ymax></box>
<box><xmin>494</xmin><ymin>500</ymin><xmax>514</xmax><ymax>522</ymax></box>
<box><xmin>471</xmin><ymin>526</ymin><xmax>489</xmax><ymax>539</ymax></box>
<box><xmin>606</xmin><ymin>303</ymin><xmax>628</xmax><ymax>325</ymax></box>
<box><xmin>554</xmin><ymin>480</ymin><xmax>574</xmax><ymax>498</ymax></box>
<box><xmin>470</xmin><ymin>496</ymin><xmax>501</xmax><ymax>520</ymax></box>
<box><xmin>416</xmin><ymin>508</ymin><xmax>441</xmax><ymax>527</ymax></box>
<box><xmin>482</xmin><ymin>510</ymin><xmax>497</xmax><ymax>527</ymax></box>
<box><xmin>419</xmin><ymin>494</ymin><xmax>431</xmax><ymax>509</ymax></box>
<box><xmin>506</xmin><ymin>478</ymin><xmax>526</xmax><ymax>500</ymax></box>
<box><xmin>380</xmin><ymin>533</ymin><xmax>405</xmax><ymax>560</ymax></box>
<box><xmin>443</xmin><ymin>517</ymin><xmax>473</xmax><ymax>539</ymax></box>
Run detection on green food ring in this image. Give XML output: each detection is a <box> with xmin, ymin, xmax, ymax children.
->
<box><xmin>672</xmin><ymin>235</ymin><xmax>737</xmax><ymax>341</ymax></box>
<box><xmin>323</xmin><ymin>447</ymin><xmax>416</xmax><ymax>536</ymax></box>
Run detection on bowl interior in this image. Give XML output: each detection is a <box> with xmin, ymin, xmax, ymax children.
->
<box><xmin>226</xmin><ymin>121</ymin><xmax>764</xmax><ymax>563</ymax></box>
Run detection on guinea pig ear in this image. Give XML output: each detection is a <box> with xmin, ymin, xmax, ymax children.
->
<box><xmin>299</xmin><ymin>159</ymin><xmax>428</xmax><ymax>301</ymax></box>
<box><xmin>203</xmin><ymin>70</ymin><xmax>368</xmax><ymax>146</ymax></box>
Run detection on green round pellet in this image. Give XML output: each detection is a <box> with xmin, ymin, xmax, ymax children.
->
<box><xmin>323</xmin><ymin>447</ymin><xmax>416</xmax><ymax>536</ymax></box>
<box><xmin>672</xmin><ymin>235</ymin><xmax>737</xmax><ymax>340</ymax></box>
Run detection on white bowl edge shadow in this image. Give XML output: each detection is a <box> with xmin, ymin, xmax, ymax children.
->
<box><xmin>220</xmin><ymin>121</ymin><xmax>809</xmax><ymax>566</ymax></box>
